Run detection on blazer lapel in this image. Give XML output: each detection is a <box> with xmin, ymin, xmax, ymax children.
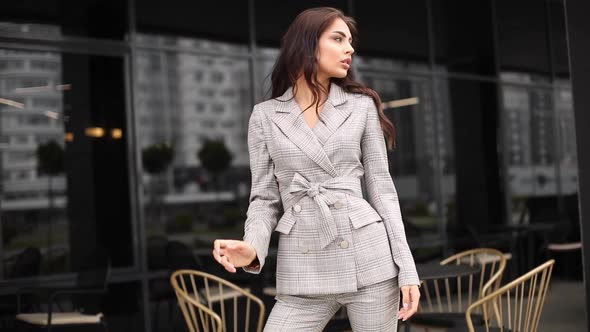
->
<box><xmin>313</xmin><ymin>82</ymin><xmax>352</xmax><ymax>146</ymax></box>
<box><xmin>271</xmin><ymin>86</ymin><xmax>339</xmax><ymax>177</ymax></box>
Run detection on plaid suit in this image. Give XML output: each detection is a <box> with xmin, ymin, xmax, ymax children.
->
<box><xmin>242</xmin><ymin>82</ymin><xmax>419</xmax><ymax>295</ymax></box>
<box><xmin>264</xmin><ymin>277</ymin><xmax>400</xmax><ymax>331</ymax></box>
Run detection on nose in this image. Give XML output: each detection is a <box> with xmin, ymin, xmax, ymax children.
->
<box><xmin>346</xmin><ymin>42</ymin><xmax>354</xmax><ymax>55</ymax></box>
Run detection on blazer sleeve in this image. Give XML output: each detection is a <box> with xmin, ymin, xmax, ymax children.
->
<box><xmin>242</xmin><ymin>108</ymin><xmax>282</xmax><ymax>274</ymax></box>
<box><xmin>361</xmin><ymin>97</ymin><xmax>420</xmax><ymax>287</ymax></box>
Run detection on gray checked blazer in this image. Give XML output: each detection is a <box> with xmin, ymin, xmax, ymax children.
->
<box><xmin>242</xmin><ymin>82</ymin><xmax>419</xmax><ymax>295</ymax></box>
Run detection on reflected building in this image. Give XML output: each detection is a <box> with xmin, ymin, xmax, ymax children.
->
<box><xmin>0</xmin><ymin>52</ymin><xmax>65</xmax><ymax>206</ymax></box>
<box><xmin>135</xmin><ymin>35</ymin><xmax>250</xmax><ymax>199</ymax></box>
<box><xmin>502</xmin><ymin>72</ymin><xmax>576</xmax><ymax>197</ymax></box>
<box><xmin>0</xmin><ymin>40</ymin><xmax>68</xmax><ymax>259</ymax></box>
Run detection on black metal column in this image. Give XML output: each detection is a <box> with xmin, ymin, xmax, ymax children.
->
<box><xmin>565</xmin><ymin>0</ymin><xmax>590</xmax><ymax>329</ymax></box>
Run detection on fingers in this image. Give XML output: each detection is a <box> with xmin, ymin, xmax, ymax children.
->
<box><xmin>398</xmin><ymin>286</ymin><xmax>411</xmax><ymax>321</ymax></box>
<box><xmin>212</xmin><ymin>239</ymin><xmax>223</xmax><ymax>262</ymax></box>
<box><xmin>212</xmin><ymin>239</ymin><xmax>255</xmax><ymax>273</ymax></box>
<box><xmin>212</xmin><ymin>248</ymin><xmax>226</xmax><ymax>262</ymax></box>
<box><xmin>213</xmin><ymin>239</ymin><xmax>221</xmax><ymax>257</ymax></box>
<box><xmin>213</xmin><ymin>239</ymin><xmax>229</xmax><ymax>257</ymax></box>
<box><xmin>410</xmin><ymin>286</ymin><xmax>421</xmax><ymax>312</ymax></box>
<box><xmin>220</xmin><ymin>255</ymin><xmax>236</xmax><ymax>273</ymax></box>
<box><xmin>212</xmin><ymin>239</ymin><xmax>236</xmax><ymax>273</ymax></box>
<box><xmin>214</xmin><ymin>239</ymin><xmax>229</xmax><ymax>252</ymax></box>
<box><xmin>398</xmin><ymin>286</ymin><xmax>420</xmax><ymax>321</ymax></box>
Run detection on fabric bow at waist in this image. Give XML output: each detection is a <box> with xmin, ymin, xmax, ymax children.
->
<box><xmin>286</xmin><ymin>173</ymin><xmax>362</xmax><ymax>248</ymax></box>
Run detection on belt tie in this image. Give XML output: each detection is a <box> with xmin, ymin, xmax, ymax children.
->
<box><xmin>287</xmin><ymin>173</ymin><xmax>359</xmax><ymax>248</ymax></box>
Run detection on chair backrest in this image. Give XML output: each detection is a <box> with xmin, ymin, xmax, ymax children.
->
<box><xmin>170</xmin><ymin>269</ymin><xmax>265</xmax><ymax>332</ymax></box>
<box><xmin>465</xmin><ymin>259</ymin><xmax>555</xmax><ymax>332</ymax></box>
<box><xmin>420</xmin><ymin>248</ymin><xmax>507</xmax><ymax>314</ymax></box>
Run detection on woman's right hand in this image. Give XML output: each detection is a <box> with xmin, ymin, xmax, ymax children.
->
<box><xmin>212</xmin><ymin>239</ymin><xmax>257</xmax><ymax>273</ymax></box>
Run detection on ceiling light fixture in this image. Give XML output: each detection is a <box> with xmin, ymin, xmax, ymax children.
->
<box><xmin>382</xmin><ymin>97</ymin><xmax>419</xmax><ymax>109</ymax></box>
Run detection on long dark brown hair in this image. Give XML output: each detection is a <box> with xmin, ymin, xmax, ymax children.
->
<box><xmin>270</xmin><ymin>7</ymin><xmax>396</xmax><ymax>149</ymax></box>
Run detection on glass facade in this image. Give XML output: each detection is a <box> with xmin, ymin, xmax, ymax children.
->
<box><xmin>0</xmin><ymin>1</ymin><xmax>579</xmax><ymax>331</ymax></box>
<box><xmin>0</xmin><ymin>46</ymin><xmax>132</xmax><ymax>277</ymax></box>
<box><xmin>1</xmin><ymin>48</ymin><xmax>69</xmax><ymax>277</ymax></box>
<box><xmin>135</xmin><ymin>36</ymin><xmax>253</xmax><ymax>270</ymax></box>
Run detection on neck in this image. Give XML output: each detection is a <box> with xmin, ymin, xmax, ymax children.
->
<box><xmin>294</xmin><ymin>75</ymin><xmax>330</xmax><ymax>111</ymax></box>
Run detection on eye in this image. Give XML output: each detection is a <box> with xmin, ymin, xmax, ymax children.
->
<box><xmin>334</xmin><ymin>36</ymin><xmax>342</xmax><ymax>42</ymax></box>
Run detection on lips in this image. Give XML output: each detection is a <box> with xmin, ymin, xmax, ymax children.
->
<box><xmin>341</xmin><ymin>58</ymin><xmax>352</xmax><ymax>65</ymax></box>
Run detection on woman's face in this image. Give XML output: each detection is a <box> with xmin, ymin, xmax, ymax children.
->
<box><xmin>316</xmin><ymin>18</ymin><xmax>355</xmax><ymax>82</ymax></box>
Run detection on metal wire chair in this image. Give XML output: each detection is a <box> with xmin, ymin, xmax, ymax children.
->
<box><xmin>413</xmin><ymin>248</ymin><xmax>508</xmax><ymax>329</ymax></box>
<box><xmin>170</xmin><ymin>269</ymin><xmax>265</xmax><ymax>332</ymax></box>
<box><xmin>463</xmin><ymin>259</ymin><xmax>554</xmax><ymax>332</ymax></box>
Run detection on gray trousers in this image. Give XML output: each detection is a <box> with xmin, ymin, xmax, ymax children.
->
<box><xmin>264</xmin><ymin>277</ymin><xmax>399</xmax><ymax>332</ymax></box>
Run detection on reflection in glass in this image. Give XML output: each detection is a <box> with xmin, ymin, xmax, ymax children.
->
<box><xmin>0</xmin><ymin>22</ymin><xmax>61</xmax><ymax>40</ymax></box>
<box><xmin>135</xmin><ymin>41</ymin><xmax>252</xmax><ymax>268</ymax></box>
<box><xmin>255</xmin><ymin>47</ymin><xmax>279</xmax><ymax>102</ymax></box>
<box><xmin>432</xmin><ymin>77</ymin><xmax>456</xmax><ymax>231</ymax></box>
<box><xmin>135</xmin><ymin>34</ymin><xmax>248</xmax><ymax>54</ymax></box>
<box><xmin>439</xmin><ymin>78</ymin><xmax>505</xmax><ymax>240</ymax></box>
<box><xmin>500</xmin><ymin>73</ymin><xmax>577</xmax><ymax>242</ymax></box>
<box><xmin>0</xmin><ymin>49</ymin><xmax>67</xmax><ymax>278</ymax></box>
<box><xmin>502</xmin><ymin>77</ymin><xmax>557</xmax><ymax>203</ymax></box>
<box><xmin>500</xmin><ymin>74</ymin><xmax>580</xmax><ymax>278</ymax></box>
<box><xmin>0</xmin><ymin>49</ymin><xmax>131</xmax><ymax>279</ymax></box>
<box><xmin>356</xmin><ymin>58</ymin><xmax>440</xmax><ymax>243</ymax></box>
<box><xmin>554</xmin><ymin>82</ymin><xmax>577</xmax><ymax>195</ymax></box>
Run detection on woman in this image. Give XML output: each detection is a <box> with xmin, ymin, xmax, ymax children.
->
<box><xmin>213</xmin><ymin>7</ymin><xmax>420</xmax><ymax>331</ymax></box>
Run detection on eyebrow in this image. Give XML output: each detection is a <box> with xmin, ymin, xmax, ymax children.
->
<box><xmin>332</xmin><ymin>30</ymin><xmax>353</xmax><ymax>42</ymax></box>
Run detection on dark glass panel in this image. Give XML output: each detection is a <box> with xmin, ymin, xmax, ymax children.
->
<box><xmin>136</xmin><ymin>0</ymin><xmax>249</xmax><ymax>43</ymax></box>
<box><xmin>254</xmin><ymin>0</ymin><xmax>348</xmax><ymax>47</ymax></box>
<box><xmin>431</xmin><ymin>0</ymin><xmax>496</xmax><ymax>75</ymax></box>
<box><xmin>0</xmin><ymin>0</ymin><xmax>127</xmax><ymax>40</ymax></box>
<box><xmin>0</xmin><ymin>49</ymin><xmax>132</xmax><ymax>279</ymax></box>
<box><xmin>355</xmin><ymin>1</ymin><xmax>429</xmax><ymax>61</ymax></box>
<box><xmin>496</xmin><ymin>0</ymin><xmax>551</xmax><ymax>75</ymax></box>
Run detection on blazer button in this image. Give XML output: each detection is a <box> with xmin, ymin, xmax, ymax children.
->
<box><xmin>340</xmin><ymin>240</ymin><xmax>349</xmax><ymax>249</ymax></box>
<box><xmin>293</xmin><ymin>204</ymin><xmax>302</xmax><ymax>212</ymax></box>
<box><xmin>333</xmin><ymin>201</ymin><xmax>344</xmax><ymax>209</ymax></box>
